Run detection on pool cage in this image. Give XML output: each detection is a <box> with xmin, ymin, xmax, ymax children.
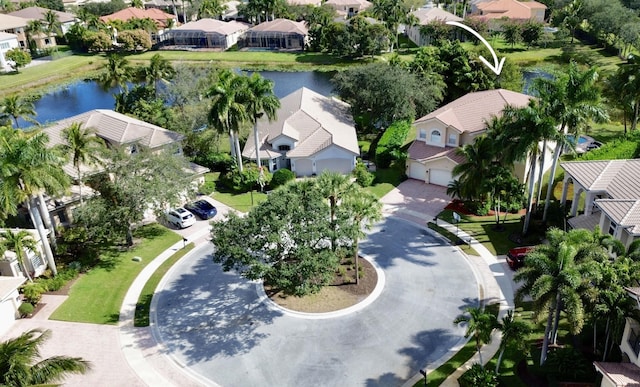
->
<box><xmin>239</xmin><ymin>31</ymin><xmax>306</xmax><ymax>50</ymax></box>
<box><xmin>165</xmin><ymin>30</ymin><xmax>229</xmax><ymax>48</ymax></box>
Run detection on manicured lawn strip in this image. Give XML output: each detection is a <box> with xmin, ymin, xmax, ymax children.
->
<box><xmin>50</xmin><ymin>225</ymin><xmax>181</xmax><ymax>324</ymax></box>
<box><xmin>366</xmin><ymin>168</ymin><xmax>404</xmax><ymax>198</ymax></box>
<box><xmin>134</xmin><ymin>242</ymin><xmax>195</xmax><ymax>327</ymax></box>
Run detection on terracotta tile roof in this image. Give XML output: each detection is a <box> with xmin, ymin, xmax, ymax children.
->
<box><xmin>407</xmin><ymin>141</ymin><xmax>467</xmax><ymax>164</ymax></box>
<box><xmin>100</xmin><ymin>7</ymin><xmax>176</xmax><ymax>29</ymax></box>
<box><xmin>596</xmin><ymin>199</ymin><xmax>640</xmax><ymax>236</ymax></box>
<box><xmin>173</xmin><ymin>18</ymin><xmax>249</xmax><ymax>34</ymax></box>
<box><xmin>0</xmin><ymin>14</ymin><xmax>30</xmax><ymax>30</ymax></box>
<box><xmin>594</xmin><ymin>362</ymin><xmax>640</xmax><ymax>387</ymax></box>
<box><xmin>413</xmin><ymin>88</ymin><xmax>533</xmax><ymax>134</ymax></box>
<box><xmin>560</xmin><ymin>159</ymin><xmax>640</xmax><ymax>200</ymax></box>
<box><xmin>476</xmin><ymin>0</ymin><xmax>546</xmax><ymax>19</ymax></box>
<box><xmin>247</xmin><ymin>18</ymin><xmax>308</xmax><ymax>35</ymax></box>
<box><xmin>243</xmin><ymin>87</ymin><xmax>358</xmax><ymax>160</ymax></box>
<box><xmin>411</xmin><ymin>7</ymin><xmax>463</xmax><ymax>25</ymax></box>
<box><xmin>8</xmin><ymin>6</ymin><xmax>76</xmax><ymax>24</ymax></box>
<box><xmin>325</xmin><ymin>0</ymin><xmax>372</xmax><ymax>7</ymax></box>
<box><xmin>287</xmin><ymin>0</ymin><xmax>322</xmax><ymax>5</ymax></box>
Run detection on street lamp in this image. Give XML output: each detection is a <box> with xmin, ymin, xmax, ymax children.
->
<box><xmin>419</xmin><ymin>369</ymin><xmax>427</xmax><ymax>386</ymax></box>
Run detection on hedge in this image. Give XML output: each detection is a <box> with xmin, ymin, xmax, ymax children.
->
<box><xmin>375</xmin><ymin>120</ymin><xmax>411</xmax><ymax>168</ymax></box>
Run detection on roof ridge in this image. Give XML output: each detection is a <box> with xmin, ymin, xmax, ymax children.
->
<box><xmin>621</xmin><ymin>199</ymin><xmax>640</xmax><ymax>225</ymax></box>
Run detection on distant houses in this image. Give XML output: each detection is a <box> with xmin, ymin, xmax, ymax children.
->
<box><xmin>406</xmin><ymin>4</ymin><xmax>463</xmax><ymax>47</ymax></box>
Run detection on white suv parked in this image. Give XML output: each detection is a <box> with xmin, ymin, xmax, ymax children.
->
<box><xmin>166</xmin><ymin>207</ymin><xmax>196</xmax><ymax>229</ymax></box>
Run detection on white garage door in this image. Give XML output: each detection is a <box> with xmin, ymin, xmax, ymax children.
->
<box><xmin>407</xmin><ymin>161</ymin><xmax>427</xmax><ymax>181</ymax></box>
<box><xmin>316</xmin><ymin>159</ymin><xmax>352</xmax><ymax>175</ymax></box>
<box><xmin>294</xmin><ymin>159</ymin><xmax>313</xmax><ymax>177</ymax></box>
<box><xmin>0</xmin><ymin>298</ymin><xmax>17</xmax><ymax>337</ymax></box>
<box><xmin>429</xmin><ymin>169</ymin><xmax>453</xmax><ymax>187</ymax></box>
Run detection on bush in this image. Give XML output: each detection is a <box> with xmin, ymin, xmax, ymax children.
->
<box><xmin>544</xmin><ymin>347</ymin><xmax>593</xmax><ymax>382</ymax></box>
<box><xmin>353</xmin><ymin>161</ymin><xmax>374</xmax><ymax>187</ymax></box>
<box><xmin>375</xmin><ymin>120</ymin><xmax>411</xmax><ymax>168</ymax></box>
<box><xmin>458</xmin><ymin>363</ymin><xmax>498</xmax><ymax>387</ymax></box>
<box><xmin>270</xmin><ymin>168</ymin><xmax>296</xmax><ymax>189</ymax></box>
<box><xmin>21</xmin><ymin>282</ymin><xmax>46</xmax><ymax>305</ymax></box>
<box><xmin>466</xmin><ymin>201</ymin><xmax>491</xmax><ymax>216</ymax></box>
<box><xmin>199</xmin><ymin>180</ymin><xmax>216</xmax><ymax>195</ymax></box>
<box><xmin>18</xmin><ymin>302</ymin><xmax>34</xmax><ymax>317</ymax></box>
<box><xmin>192</xmin><ymin>152</ymin><xmax>235</xmax><ymax>173</ymax></box>
<box><xmin>219</xmin><ymin>165</ymin><xmax>272</xmax><ymax>193</ymax></box>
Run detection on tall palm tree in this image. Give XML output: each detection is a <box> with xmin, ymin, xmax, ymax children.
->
<box><xmin>242</xmin><ymin>73</ymin><xmax>280</xmax><ymax>169</ymax></box>
<box><xmin>317</xmin><ymin>172</ymin><xmax>352</xmax><ymax>252</ymax></box>
<box><xmin>44</xmin><ymin>9</ymin><xmax>61</xmax><ymax>49</ymax></box>
<box><xmin>58</xmin><ymin>123</ymin><xmax>106</xmax><ymax>204</ymax></box>
<box><xmin>99</xmin><ymin>53</ymin><xmax>133</xmax><ymax>93</ymax></box>
<box><xmin>1</xmin><ymin>229</ymin><xmax>39</xmax><ymax>282</ymax></box>
<box><xmin>0</xmin><ymin>95</ymin><xmax>37</xmax><ymax>128</ymax></box>
<box><xmin>452</xmin><ymin>135</ymin><xmax>496</xmax><ymax>202</ymax></box>
<box><xmin>198</xmin><ymin>0</ymin><xmax>227</xmax><ymax>19</ymax></box>
<box><xmin>535</xmin><ymin>62</ymin><xmax>608</xmax><ymax>222</ymax></box>
<box><xmin>453</xmin><ymin>306</ymin><xmax>498</xmax><ymax>367</ymax></box>
<box><xmin>495</xmin><ymin>310</ymin><xmax>530</xmax><ymax>374</ymax></box>
<box><xmin>144</xmin><ymin>54</ymin><xmax>174</xmax><ymax>97</ymax></box>
<box><xmin>25</xmin><ymin>19</ymin><xmax>46</xmax><ymax>53</ymax></box>
<box><xmin>0</xmin><ymin>329</ymin><xmax>91</xmax><ymax>387</ymax></box>
<box><xmin>207</xmin><ymin>70</ymin><xmax>249</xmax><ymax>171</ymax></box>
<box><xmin>340</xmin><ymin>189</ymin><xmax>382</xmax><ymax>284</ymax></box>
<box><xmin>0</xmin><ymin>127</ymin><xmax>70</xmax><ymax>276</ymax></box>
<box><xmin>372</xmin><ymin>0</ymin><xmax>408</xmax><ymax>53</ymax></box>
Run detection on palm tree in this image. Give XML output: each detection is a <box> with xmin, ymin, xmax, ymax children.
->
<box><xmin>242</xmin><ymin>73</ymin><xmax>280</xmax><ymax>170</ymax></box>
<box><xmin>99</xmin><ymin>53</ymin><xmax>132</xmax><ymax>92</ymax></box>
<box><xmin>452</xmin><ymin>135</ymin><xmax>495</xmax><ymax>202</ymax></box>
<box><xmin>1</xmin><ymin>230</ymin><xmax>39</xmax><ymax>282</ymax></box>
<box><xmin>340</xmin><ymin>189</ymin><xmax>382</xmax><ymax>284</ymax></box>
<box><xmin>495</xmin><ymin>310</ymin><xmax>530</xmax><ymax>374</ymax></box>
<box><xmin>0</xmin><ymin>127</ymin><xmax>70</xmax><ymax>276</ymax></box>
<box><xmin>534</xmin><ymin>62</ymin><xmax>608</xmax><ymax>222</ymax></box>
<box><xmin>198</xmin><ymin>0</ymin><xmax>227</xmax><ymax>19</ymax></box>
<box><xmin>207</xmin><ymin>70</ymin><xmax>249</xmax><ymax>171</ymax></box>
<box><xmin>144</xmin><ymin>54</ymin><xmax>174</xmax><ymax>97</ymax></box>
<box><xmin>0</xmin><ymin>95</ymin><xmax>37</xmax><ymax>128</ymax></box>
<box><xmin>453</xmin><ymin>306</ymin><xmax>498</xmax><ymax>367</ymax></box>
<box><xmin>25</xmin><ymin>19</ymin><xmax>46</xmax><ymax>53</ymax></box>
<box><xmin>0</xmin><ymin>329</ymin><xmax>91</xmax><ymax>387</ymax></box>
<box><xmin>372</xmin><ymin>0</ymin><xmax>408</xmax><ymax>53</ymax></box>
<box><xmin>44</xmin><ymin>9</ymin><xmax>61</xmax><ymax>49</ymax></box>
<box><xmin>58</xmin><ymin>123</ymin><xmax>106</xmax><ymax>204</ymax></box>
<box><xmin>317</xmin><ymin>172</ymin><xmax>352</xmax><ymax>252</ymax></box>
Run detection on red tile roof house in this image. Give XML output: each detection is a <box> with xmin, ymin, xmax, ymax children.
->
<box><xmin>242</xmin><ymin>87</ymin><xmax>359</xmax><ymax>177</ymax></box>
<box><xmin>560</xmin><ymin>159</ymin><xmax>640</xmax><ymax>251</ymax></box>
<box><xmin>100</xmin><ymin>7</ymin><xmax>178</xmax><ymax>43</ymax></box>
<box><xmin>469</xmin><ymin>0</ymin><xmax>547</xmax><ymax>30</ymax></box>
<box><xmin>240</xmin><ymin>18</ymin><xmax>308</xmax><ymax>50</ymax></box>
<box><xmin>406</xmin><ymin>88</ymin><xmax>556</xmax><ymax>187</ymax></box>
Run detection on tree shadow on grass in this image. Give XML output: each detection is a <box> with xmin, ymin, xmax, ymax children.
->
<box><xmin>398</xmin><ymin>329</ymin><xmax>465</xmax><ymax>382</ymax></box>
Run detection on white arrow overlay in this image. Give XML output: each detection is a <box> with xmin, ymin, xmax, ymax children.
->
<box><xmin>446</xmin><ymin>21</ymin><xmax>506</xmax><ymax>76</ymax></box>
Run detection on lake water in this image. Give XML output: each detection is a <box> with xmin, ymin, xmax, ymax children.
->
<box><xmin>18</xmin><ymin>70</ymin><xmax>335</xmax><ymax>128</ymax></box>
<box><xmin>522</xmin><ymin>69</ymin><xmax>554</xmax><ymax>95</ymax></box>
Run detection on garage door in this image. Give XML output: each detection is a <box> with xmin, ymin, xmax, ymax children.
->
<box><xmin>294</xmin><ymin>159</ymin><xmax>313</xmax><ymax>177</ymax></box>
<box><xmin>429</xmin><ymin>169</ymin><xmax>453</xmax><ymax>187</ymax></box>
<box><xmin>407</xmin><ymin>161</ymin><xmax>427</xmax><ymax>181</ymax></box>
<box><xmin>0</xmin><ymin>298</ymin><xmax>17</xmax><ymax>337</ymax></box>
<box><xmin>316</xmin><ymin>159</ymin><xmax>352</xmax><ymax>175</ymax></box>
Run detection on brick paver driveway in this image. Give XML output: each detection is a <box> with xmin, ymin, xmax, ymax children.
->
<box><xmin>381</xmin><ymin>179</ymin><xmax>452</xmax><ymax>223</ymax></box>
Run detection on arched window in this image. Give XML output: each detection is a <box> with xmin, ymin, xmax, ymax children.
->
<box><xmin>430</xmin><ymin>130</ymin><xmax>441</xmax><ymax>143</ymax></box>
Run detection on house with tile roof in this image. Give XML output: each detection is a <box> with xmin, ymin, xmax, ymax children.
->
<box><xmin>0</xmin><ymin>32</ymin><xmax>20</xmax><ymax>72</ymax></box>
<box><xmin>406</xmin><ymin>4</ymin><xmax>463</xmax><ymax>46</ymax></box>
<box><xmin>0</xmin><ymin>14</ymin><xmax>32</xmax><ymax>51</ymax></box>
<box><xmin>560</xmin><ymin>159</ymin><xmax>640</xmax><ymax>251</ymax></box>
<box><xmin>407</xmin><ymin>88</ymin><xmax>548</xmax><ymax>187</ymax></box>
<box><xmin>8</xmin><ymin>7</ymin><xmax>77</xmax><ymax>36</ymax></box>
<box><xmin>100</xmin><ymin>7</ymin><xmax>177</xmax><ymax>42</ymax></box>
<box><xmin>325</xmin><ymin>0</ymin><xmax>372</xmax><ymax>17</ymax></box>
<box><xmin>470</xmin><ymin>0</ymin><xmax>547</xmax><ymax>23</ymax></box>
<box><xmin>242</xmin><ymin>87</ymin><xmax>359</xmax><ymax>177</ymax></box>
<box><xmin>240</xmin><ymin>18</ymin><xmax>308</xmax><ymax>50</ymax></box>
<box><xmin>165</xmin><ymin>19</ymin><xmax>249</xmax><ymax>49</ymax></box>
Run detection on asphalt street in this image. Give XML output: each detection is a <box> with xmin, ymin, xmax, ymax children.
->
<box><xmin>153</xmin><ymin>217</ymin><xmax>479</xmax><ymax>386</ymax></box>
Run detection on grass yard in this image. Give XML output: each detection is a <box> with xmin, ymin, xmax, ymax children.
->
<box><xmin>134</xmin><ymin>242</ymin><xmax>195</xmax><ymax>327</ymax></box>
<box><xmin>50</xmin><ymin>224</ymin><xmax>181</xmax><ymax>324</ymax></box>
<box><xmin>365</xmin><ymin>167</ymin><xmax>405</xmax><ymax>198</ymax></box>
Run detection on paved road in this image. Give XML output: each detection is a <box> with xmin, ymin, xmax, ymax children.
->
<box><xmin>153</xmin><ymin>217</ymin><xmax>479</xmax><ymax>386</ymax></box>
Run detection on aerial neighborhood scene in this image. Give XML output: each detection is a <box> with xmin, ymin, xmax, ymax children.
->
<box><xmin>1</xmin><ymin>0</ymin><xmax>640</xmax><ymax>384</ymax></box>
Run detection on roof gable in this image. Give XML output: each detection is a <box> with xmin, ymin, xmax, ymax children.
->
<box><xmin>476</xmin><ymin>0</ymin><xmax>546</xmax><ymax>19</ymax></box>
<box><xmin>596</xmin><ymin>199</ymin><xmax>640</xmax><ymax>235</ymax></box>
<box><xmin>247</xmin><ymin>18</ymin><xmax>308</xmax><ymax>35</ymax></box>
<box><xmin>561</xmin><ymin>159</ymin><xmax>640</xmax><ymax>200</ymax></box>
<box><xmin>411</xmin><ymin>7</ymin><xmax>463</xmax><ymax>25</ymax></box>
<box><xmin>100</xmin><ymin>7</ymin><xmax>175</xmax><ymax>28</ymax></box>
<box><xmin>174</xmin><ymin>18</ymin><xmax>249</xmax><ymax>34</ymax></box>
<box><xmin>0</xmin><ymin>14</ymin><xmax>30</xmax><ymax>30</ymax></box>
<box><xmin>8</xmin><ymin>6</ymin><xmax>76</xmax><ymax>23</ymax></box>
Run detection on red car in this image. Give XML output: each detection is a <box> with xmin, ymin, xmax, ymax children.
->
<box><xmin>506</xmin><ymin>246</ymin><xmax>535</xmax><ymax>270</ymax></box>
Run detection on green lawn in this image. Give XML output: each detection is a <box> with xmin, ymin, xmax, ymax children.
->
<box><xmin>50</xmin><ymin>224</ymin><xmax>181</xmax><ymax>324</ymax></box>
<box><xmin>134</xmin><ymin>242</ymin><xmax>195</xmax><ymax>327</ymax></box>
<box><xmin>365</xmin><ymin>167</ymin><xmax>405</xmax><ymax>198</ymax></box>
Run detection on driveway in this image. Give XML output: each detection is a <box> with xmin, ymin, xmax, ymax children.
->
<box><xmin>382</xmin><ymin>180</ymin><xmax>452</xmax><ymax>223</ymax></box>
<box><xmin>153</xmin><ymin>217</ymin><xmax>479</xmax><ymax>386</ymax></box>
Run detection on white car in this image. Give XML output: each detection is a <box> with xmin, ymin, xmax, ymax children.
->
<box><xmin>166</xmin><ymin>207</ymin><xmax>196</xmax><ymax>229</ymax></box>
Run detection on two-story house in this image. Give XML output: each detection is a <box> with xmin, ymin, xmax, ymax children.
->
<box><xmin>0</xmin><ymin>32</ymin><xmax>20</xmax><ymax>72</ymax></box>
<box><xmin>242</xmin><ymin>87</ymin><xmax>359</xmax><ymax>177</ymax></box>
<box><xmin>407</xmin><ymin>88</ymin><xmax>539</xmax><ymax>187</ymax></box>
<box><xmin>8</xmin><ymin>7</ymin><xmax>78</xmax><ymax>41</ymax></box>
<box><xmin>324</xmin><ymin>0</ymin><xmax>372</xmax><ymax>18</ymax></box>
<box><xmin>406</xmin><ymin>3</ymin><xmax>463</xmax><ymax>47</ymax></box>
<box><xmin>0</xmin><ymin>14</ymin><xmax>31</xmax><ymax>51</ymax></box>
<box><xmin>470</xmin><ymin>0</ymin><xmax>547</xmax><ymax>23</ymax></box>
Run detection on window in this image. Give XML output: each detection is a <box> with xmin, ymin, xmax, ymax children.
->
<box><xmin>278</xmin><ymin>145</ymin><xmax>291</xmax><ymax>151</ymax></box>
<box><xmin>629</xmin><ymin>327</ymin><xmax>640</xmax><ymax>357</ymax></box>
<box><xmin>430</xmin><ymin>130</ymin><xmax>441</xmax><ymax>143</ymax></box>
<box><xmin>418</xmin><ymin>129</ymin><xmax>427</xmax><ymax>140</ymax></box>
<box><xmin>30</xmin><ymin>254</ymin><xmax>43</xmax><ymax>269</ymax></box>
<box><xmin>0</xmin><ymin>42</ymin><xmax>9</xmax><ymax>50</ymax></box>
<box><xmin>130</xmin><ymin>144</ymin><xmax>138</xmax><ymax>154</ymax></box>
<box><xmin>609</xmin><ymin>221</ymin><xmax>617</xmax><ymax>236</ymax></box>
<box><xmin>447</xmin><ymin>133</ymin><xmax>456</xmax><ymax>146</ymax></box>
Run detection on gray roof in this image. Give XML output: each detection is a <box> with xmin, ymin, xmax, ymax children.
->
<box><xmin>411</xmin><ymin>7</ymin><xmax>463</xmax><ymax>25</ymax></box>
<box><xmin>593</xmin><ymin>362</ymin><xmax>640</xmax><ymax>387</ymax></box>
<box><xmin>596</xmin><ymin>199</ymin><xmax>640</xmax><ymax>236</ymax></box>
<box><xmin>247</xmin><ymin>18</ymin><xmax>308</xmax><ymax>35</ymax></box>
<box><xmin>0</xmin><ymin>14</ymin><xmax>30</xmax><ymax>30</ymax></box>
<box><xmin>174</xmin><ymin>18</ymin><xmax>249</xmax><ymax>34</ymax></box>
<box><xmin>414</xmin><ymin>89</ymin><xmax>533</xmax><ymax>134</ymax></box>
<box><xmin>560</xmin><ymin>159</ymin><xmax>640</xmax><ymax>200</ymax></box>
<box><xmin>243</xmin><ymin>87</ymin><xmax>359</xmax><ymax>159</ymax></box>
<box><xmin>0</xmin><ymin>32</ymin><xmax>18</xmax><ymax>41</ymax></box>
<box><xmin>42</xmin><ymin>109</ymin><xmax>184</xmax><ymax>149</ymax></box>
<box><xmin>9</xmin><ymin>6</ymin><xmax>76</xmax><ymax>23</ymax></box>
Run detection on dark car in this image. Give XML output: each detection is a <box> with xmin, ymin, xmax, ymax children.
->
<box><xmin>184</xmin><ymin>200</ymin><xmax>217</xmax><ymax>220</ymax></box>
<box><xmin>506</xmin><ymin>246</ymin><xmax>535</xmax><ymax>270</ymax></box>
<box><xmin>586</xmin><ymin>141</ymin><xmax>603</xmax><ymax>151</ymax></box>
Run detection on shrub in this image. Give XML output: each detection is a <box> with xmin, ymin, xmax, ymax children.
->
<box><xmin>466</xmin><ymin>201</ymin><xmax>491</xmax><ymax>216</ymax></box>
<box><xmin>270</xmin><ymin>168</ymin><xmax>296</xmax><ymax>189</ymax></box>
<box><xmin>353</xmin><ymin>161</ymin><xmax>374</xmax><ymax>187</ymax></box>
<box><xmin>458</xmin><ymin>363</ymin><xmax>498</xmax><ymax>387</ymax></box>
<box><xmin>219</xmin><ymin>165</ymin><xmax>272</xmax><ymax>193</ymax></box>
<box><xmin>375</xmin><ymin>120</ymin><xmax>411</xmax><ymax>168</ymax></box>
<box><xmin>192</xmin><ymin>152</ymin><xmax>234</xmax><ymax>173</ymax></box>
<box><xmin>199</xmin><ymin>180</ymin><xmax>216</xmax><ymax>195</ymax></box>
<box><xmin>18</xmin><ymin>302</ymin><xmax>34</xmax><ymax>317</ymax></box>
<box><xmin>544</xmin><ymin>347</ymin><xmax>593</xmax><ymax>382</ymax></box>
<box><xmin>21</xmin><ymin>282</ymin><xmax>46</xmax><ymax>305</ymax></box>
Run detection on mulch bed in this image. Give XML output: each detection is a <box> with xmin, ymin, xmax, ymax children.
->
<box><xmin>24</xmin><ymin>302</ymin><xmax>47</xmax><ymax>319</ymax></box>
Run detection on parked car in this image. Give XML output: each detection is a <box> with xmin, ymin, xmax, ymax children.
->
<box><xmin>586</xmin><ymin>141</ymin><xmax>603</xmax><ymax>151</ymax></box>
<box><xmin>166</xmin><ymin>207</ymin><xmax>196</xmax><ymax>229</ymax></box>
<box><xmin>184</xmin><ymin>200</ymin><xmax>218</xmax><ymax>220</ymax></box>
<box><xmin>506</xmin><ymin>246</ymin><xmax>536</xmax><ymax>270</ymax></box>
